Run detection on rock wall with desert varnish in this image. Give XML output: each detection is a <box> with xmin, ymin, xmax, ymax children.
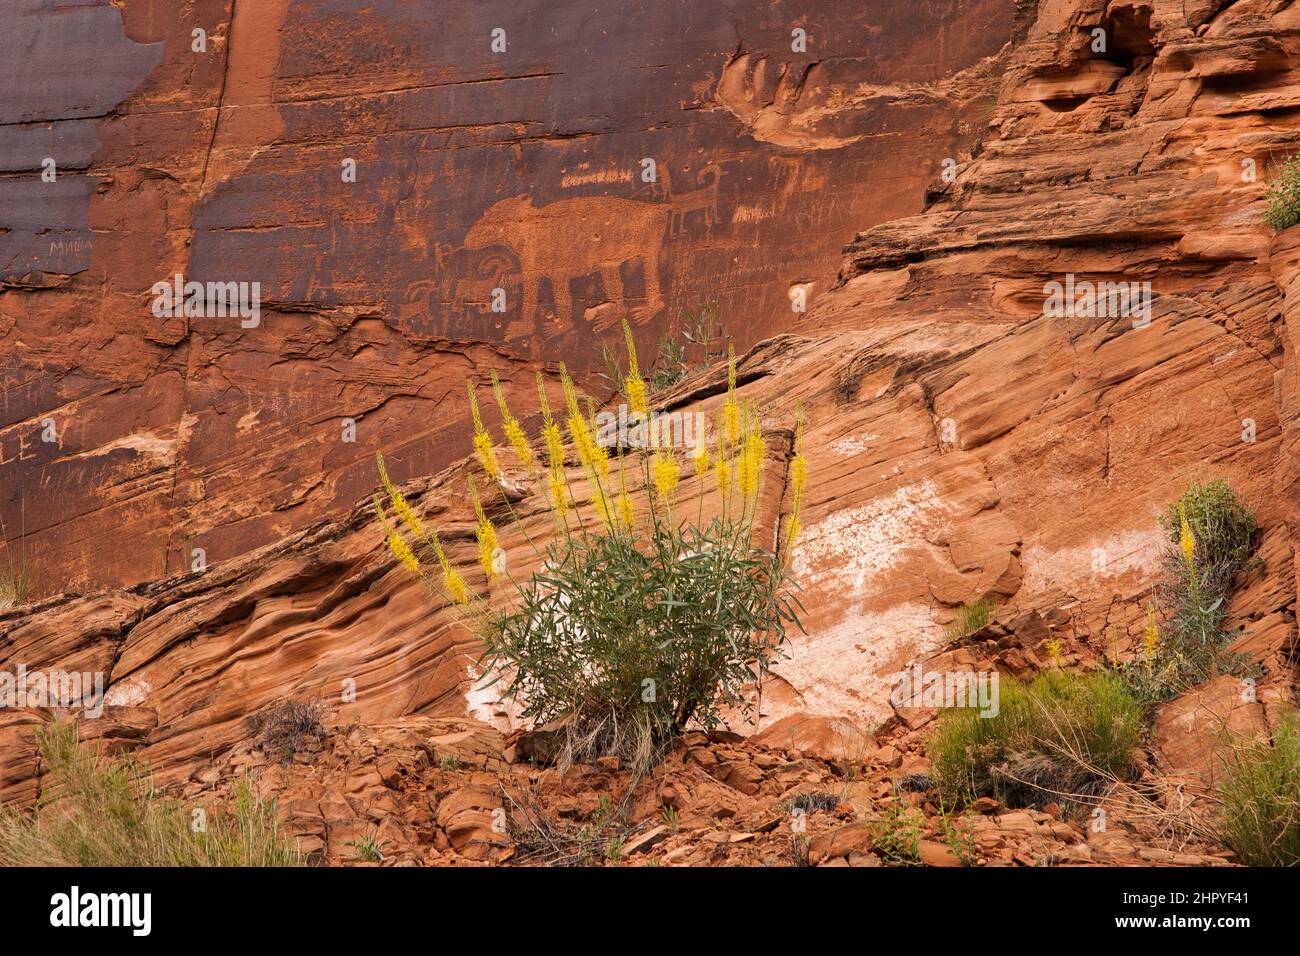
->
<box><xmin>3</xmin><ymin>0</ymin><xmax>1300</xmax><ymax>802</ymax></box>
<box><xmin>0</xmin><ymin>0</ymin><xmax>1018</xmax><ymax>593</ymax></box>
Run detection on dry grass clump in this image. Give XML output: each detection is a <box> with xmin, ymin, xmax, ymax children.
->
<box><xmin>930</xmin><ymin>669</ymin><xmax>1143</xmax><ymax>811</ymax></box>
<box><xmin>0</xmin><ymin>722</ymin><xmax>300</xmax><ymax>866</ymax></box>
<box><xmin>247</xmin><ymin>698</ymin><xmax>327</xmax><ymax>762</ymax></box>
<box><xmin>1216</xmin><ymin>714</ymin><xmax>1300</xmax><ymax>867</ymax></box>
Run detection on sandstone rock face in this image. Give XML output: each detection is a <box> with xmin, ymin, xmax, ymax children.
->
<box><xmin>2</xmin><ymin>0</ymin><xmax>1300</xmax><ymax>866</ymax></box>
<box><xmin>0</xmin><ymin>0</ymin><xmax>1014</xmax><ymax>593</ymax></box>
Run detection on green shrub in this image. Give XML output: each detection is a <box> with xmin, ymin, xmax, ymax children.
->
<box><xmin>938</xmin><ymin>809</ymin><xmax>979</xmax><ymax>866</ymax></box>
<box><xmin>1216</xmin><ymin>715</ymin><xmax>1300</xmax><ymax>867</ymax></box>
<box><xmin>600</xmin><ymin>303</ymin><xmax>729</xmax><ymax>396</ymax></box>
<box><xmin>0</xmin><ymin>722</ymin><xmax>301</xmax><ymax>866</ymax></box>
<box><xmin>379</xmin><ymin>326</ymin><xmax>804</xmax><ymax>775</ymax></box>
<box><xmin>930</xmin><ymin>669</ymin><xmax>1143</xmax><ymax>810</ymax></box>
<box><xmin>1264</xmin><ymin>152</ymin><xmax>1300</xmax><ymax>232</ymax></box>
<box><xmin>1158</xmin><ymin>479</ymin><xmax>1257</xmax><ymax>597</ymax></box>
<box><xmin>943</xmin><ymin>596</ymin><xmax>996</xmax><ymax>644</ymax></box>
<box><xmin>482</xmin><ymin>514</ymin><xmax>799</xmax><ymax>771</ymax></box>
<box><xmin>1122</xmin><ymin>481</ymin><xmax>1261</xmax><ymax>709</ymax></box>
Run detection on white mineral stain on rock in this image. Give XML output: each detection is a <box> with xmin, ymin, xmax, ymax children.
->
<box><xmin>774</xmin><ymin>480</ymin><xmax>949</xmax><ymax>726</ymax></box>
<box><xmin>828</xmin><ymin>433</ymin><xmax>879</xmax><ymax>457</ymax></box>
<box><xmin>791</xmin><ymin>479</ymin><xmax>944</xmax><ymax>594</ymax></box>
<box><xmin>770</xmin><ymin>602</ymin><xmax>937</xmax><ymax>728</ymax></box>
<box><xmin>1019</xmin><ymin>527</ymin><xmax>1166</xmax><ymax>598</ymax></box>
<box><xmin>104</xmin><ymin>679</ymin><xmax>151</xmax><ymax>707</ymax></box>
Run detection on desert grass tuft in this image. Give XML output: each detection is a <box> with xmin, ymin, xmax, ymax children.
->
<box><xmin>1216</xmin><ymin>714</ymin><xmax>1300</xmax><ymax>866</ymax></box>
<box><xmin>0</xmin><ymin>722</ymin><xmax>301</xmax><ymax>866</ymax></box>
<box><xmin>943</xmin><ymin>596</ymin><xmax>996</xmax><ymax>644</ymax></box>
<box><xmin>930</xmin><ymin>669</ymin><xmax>1143</xmax><ymax>811</ymax></box>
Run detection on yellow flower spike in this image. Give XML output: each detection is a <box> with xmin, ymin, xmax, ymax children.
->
<box><xmin>714</xmin><ymin>451</ymin><xmax>732</xmax><ymax>500</ymax></box>
<box><xmin>543</xmin><ymin>422</ymin><xmax>565</xmax><ymax>472</ymax></box>
<box><xmin>1143</xmin><ymin>606</ymin><xmax>1160</xmax><ymax>661</ymax></box>
<box><xmin>536</xmin><ymin>371</ymin><xmax>555</xmax><ymax>425</ymax></box>
<box><xmin>593</xmin><ymin>489</ymin><xmax>615</xmax><ymax>530</ymax></box>
<box><xmin>376</xmin><ymin>451</ymin><xmax>424</xmax><ymax>538</ymax></box>
<box><xmin>1045</xmin><ymin>639</ymin><xmax>1062</xmax><ymax>664</ymax></box>
<box><xmin>376</xmin><ymin>496</ymin><xmax>421</xmax><ymax>577</ymax></box>
<box><xmin>548</xmin><ymin>471</ymin><xmax>570</xmax><ymax>518</ymax></box>
<box><xmin>467</xmin><ymin>381</ymin><xmax>501</xmax><ymax>482</ymax></box>
<box><xmin>784</xmin><ymin>514</ymin><xmax>801</xmax><ymax>550</ymax></box>
<box><xmin>559</xmin><ymin>365</ymin><xmax>597</xmax><ymax>472</ymax></box>
<box><xmin>1179</xmin><ymin>509</ymin><xmax>1196</xmax><ymax>568</ymax></box>
<box><xmin>585</xmin><ymin>396</ymin><xmax>610</xmax><ymax>482</ymax></box>
<box><xmin>559</xmin><ymin>362</ymin><xmax>583</xmax><ymax>421</ymax></box>
<box><xmin>622</xmin><ymin>319</ymin><xmax>649</xmax><ymax>416</ymax></box>
<box><xmin>617</xmin><ymin>489</ymin><xmax>635</xmax><ymax>530</ymax></box>
<box><xmin>692</xmin><ymin>440</ymin><xmax>710</xmax><ymax>478</ymax></box>
<box><xmin>789</xmin><ymin>405</ymin><xmax>807</xmax><ymax>508</ymax></box>
<box><xmin>738</xmin><ymin>408</ymin><xmax>765</xmax><ymax>504</ymax></box>
<box><xmin>567</xmin><ymin>412</ymin><xmax>595</xmax><ymax>473</ymax></box>
<box><xmin>468</xmin><ymin>477</ymin><xmax>501</xmax><ymax>582</ymax></box>
<box><xmin>423</xmin><ymin>526</ymin><xmax>468</xmax><ymax>604</ymax></box>
<box><xmin>443</xmin><ymin>566</ymin><xmax>470</xmax><ymax>606</ymax></box>
<box><xmin>490</xmin><ymin>371</ymin><xmax>537</xmax><ymax>474</ymax></box>
<box><xmin>724</xmin><ymin>344</ymin><xmax>740</xmax><ymax>445</ymax></box>
<box><xmin>652</xmin><ymin>451</ymin><xmax>679</xmax><ymax>502</ymax></box>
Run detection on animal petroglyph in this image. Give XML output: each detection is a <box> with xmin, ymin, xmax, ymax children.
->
<box><xmin>643</xmin><ymin>165</ymin><xmax>724</xmax><ymax>237</ymax></box>
<box><xmin>464</xmin><ymin>194</ymin><xmax>668</xmax><ymax>331</ymax></box>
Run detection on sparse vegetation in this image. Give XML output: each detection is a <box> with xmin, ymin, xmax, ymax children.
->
<box><xmin>349</xmin><ymin>831</ymin><xmax>390</xmax><ymax>863</ymax></box>
<box><xmin>502</xmin><ymin>783</ymin><xmax>644</xmax><ymax>867</ymax></box>
<box><xmin>599</xmin><ymin>302</ymin><xmax>729</xmax><ymax>396</ymax></box>
<box><xmin>0</xmin><ymin>507</ymin><xmax>32</xmax><ymax>611</ymax></box>
<box><xmin>0</xmin><ymin>722</ymin><xmax>301</xmax><ymax>866</ymax></box>
<box><xmin>1216</xmin><ymin>714</ymin><xmax>1300</xmax><ymax>867</ymax></box>
<box><xmin>247</xmin><ymin>698</ymin><xmax>327</xmax><ymax>762</ymax></box>
<box><xmin>603</xmin><ymin>835</ymin><xmax>626</xmax><ymax>863</ymax></box>
<box><xmin>786</xmin><ymin>834</ymin><xmax>813</xmax><ymax>866</ymax></box>
<box><xmin>438</xmin><ymin>755</ymin><xmax>465</xmax><ymax>772</ymax></box>
<box><xmin>1117</xmin><ymin>481</ymin><xmax>1260</xmax><ymax>710</ymax></box>
<box><xmin>783</xmin><ymin>790</ymin><xmax>840</xmax><ymax>814</ymax></box>
<box><xmin>1264</xmin><ymin>151</ymin><xmax>1300</xmax><ymax>232</ymax></box>
<box><xmin>938</xmin><ymin>808</ymin><xmax>980</xmax><ymax>866</ymax></box>
<box><xmin>874</xmin><ymin>804</ymin><xmax>924</xmax><ymax>865</ymax></box>
<box><xmin>943</xmin><ymin>596</ymin><xmax>996</xmax><ymax>644</ymax></box>
<box><xmin>930</xmin><ymin>669</ymin><xmax>1143</xmax><ymax>811</ymax></box>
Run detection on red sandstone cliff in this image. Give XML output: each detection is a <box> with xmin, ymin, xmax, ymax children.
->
<box><xmin>1</xmin><ymin>0</ymin><xmax>1299</xmax><ymax>866</ymax></box>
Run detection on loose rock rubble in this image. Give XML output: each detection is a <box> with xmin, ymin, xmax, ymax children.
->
<box><xmin>183</xmin><ymin>709</ymin><xmax>1233</xmax><ymax>867</ymax></box>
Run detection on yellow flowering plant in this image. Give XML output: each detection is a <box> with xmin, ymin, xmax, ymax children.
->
<box><xmin>1113</xmin><ymin>481</ymin><xmax>1259</xmax><ymax>711</ymax></box>
<box><xmin>374</xmin><ymin>329</ymin><xmax>805</xmax><ymax>772</ymax></box>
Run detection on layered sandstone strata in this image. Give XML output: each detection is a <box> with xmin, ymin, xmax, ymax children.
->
<box><xmin>0</xmin><ymin>0</ymin><xmax>1297</xmax><ymax>846</ymax></box>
